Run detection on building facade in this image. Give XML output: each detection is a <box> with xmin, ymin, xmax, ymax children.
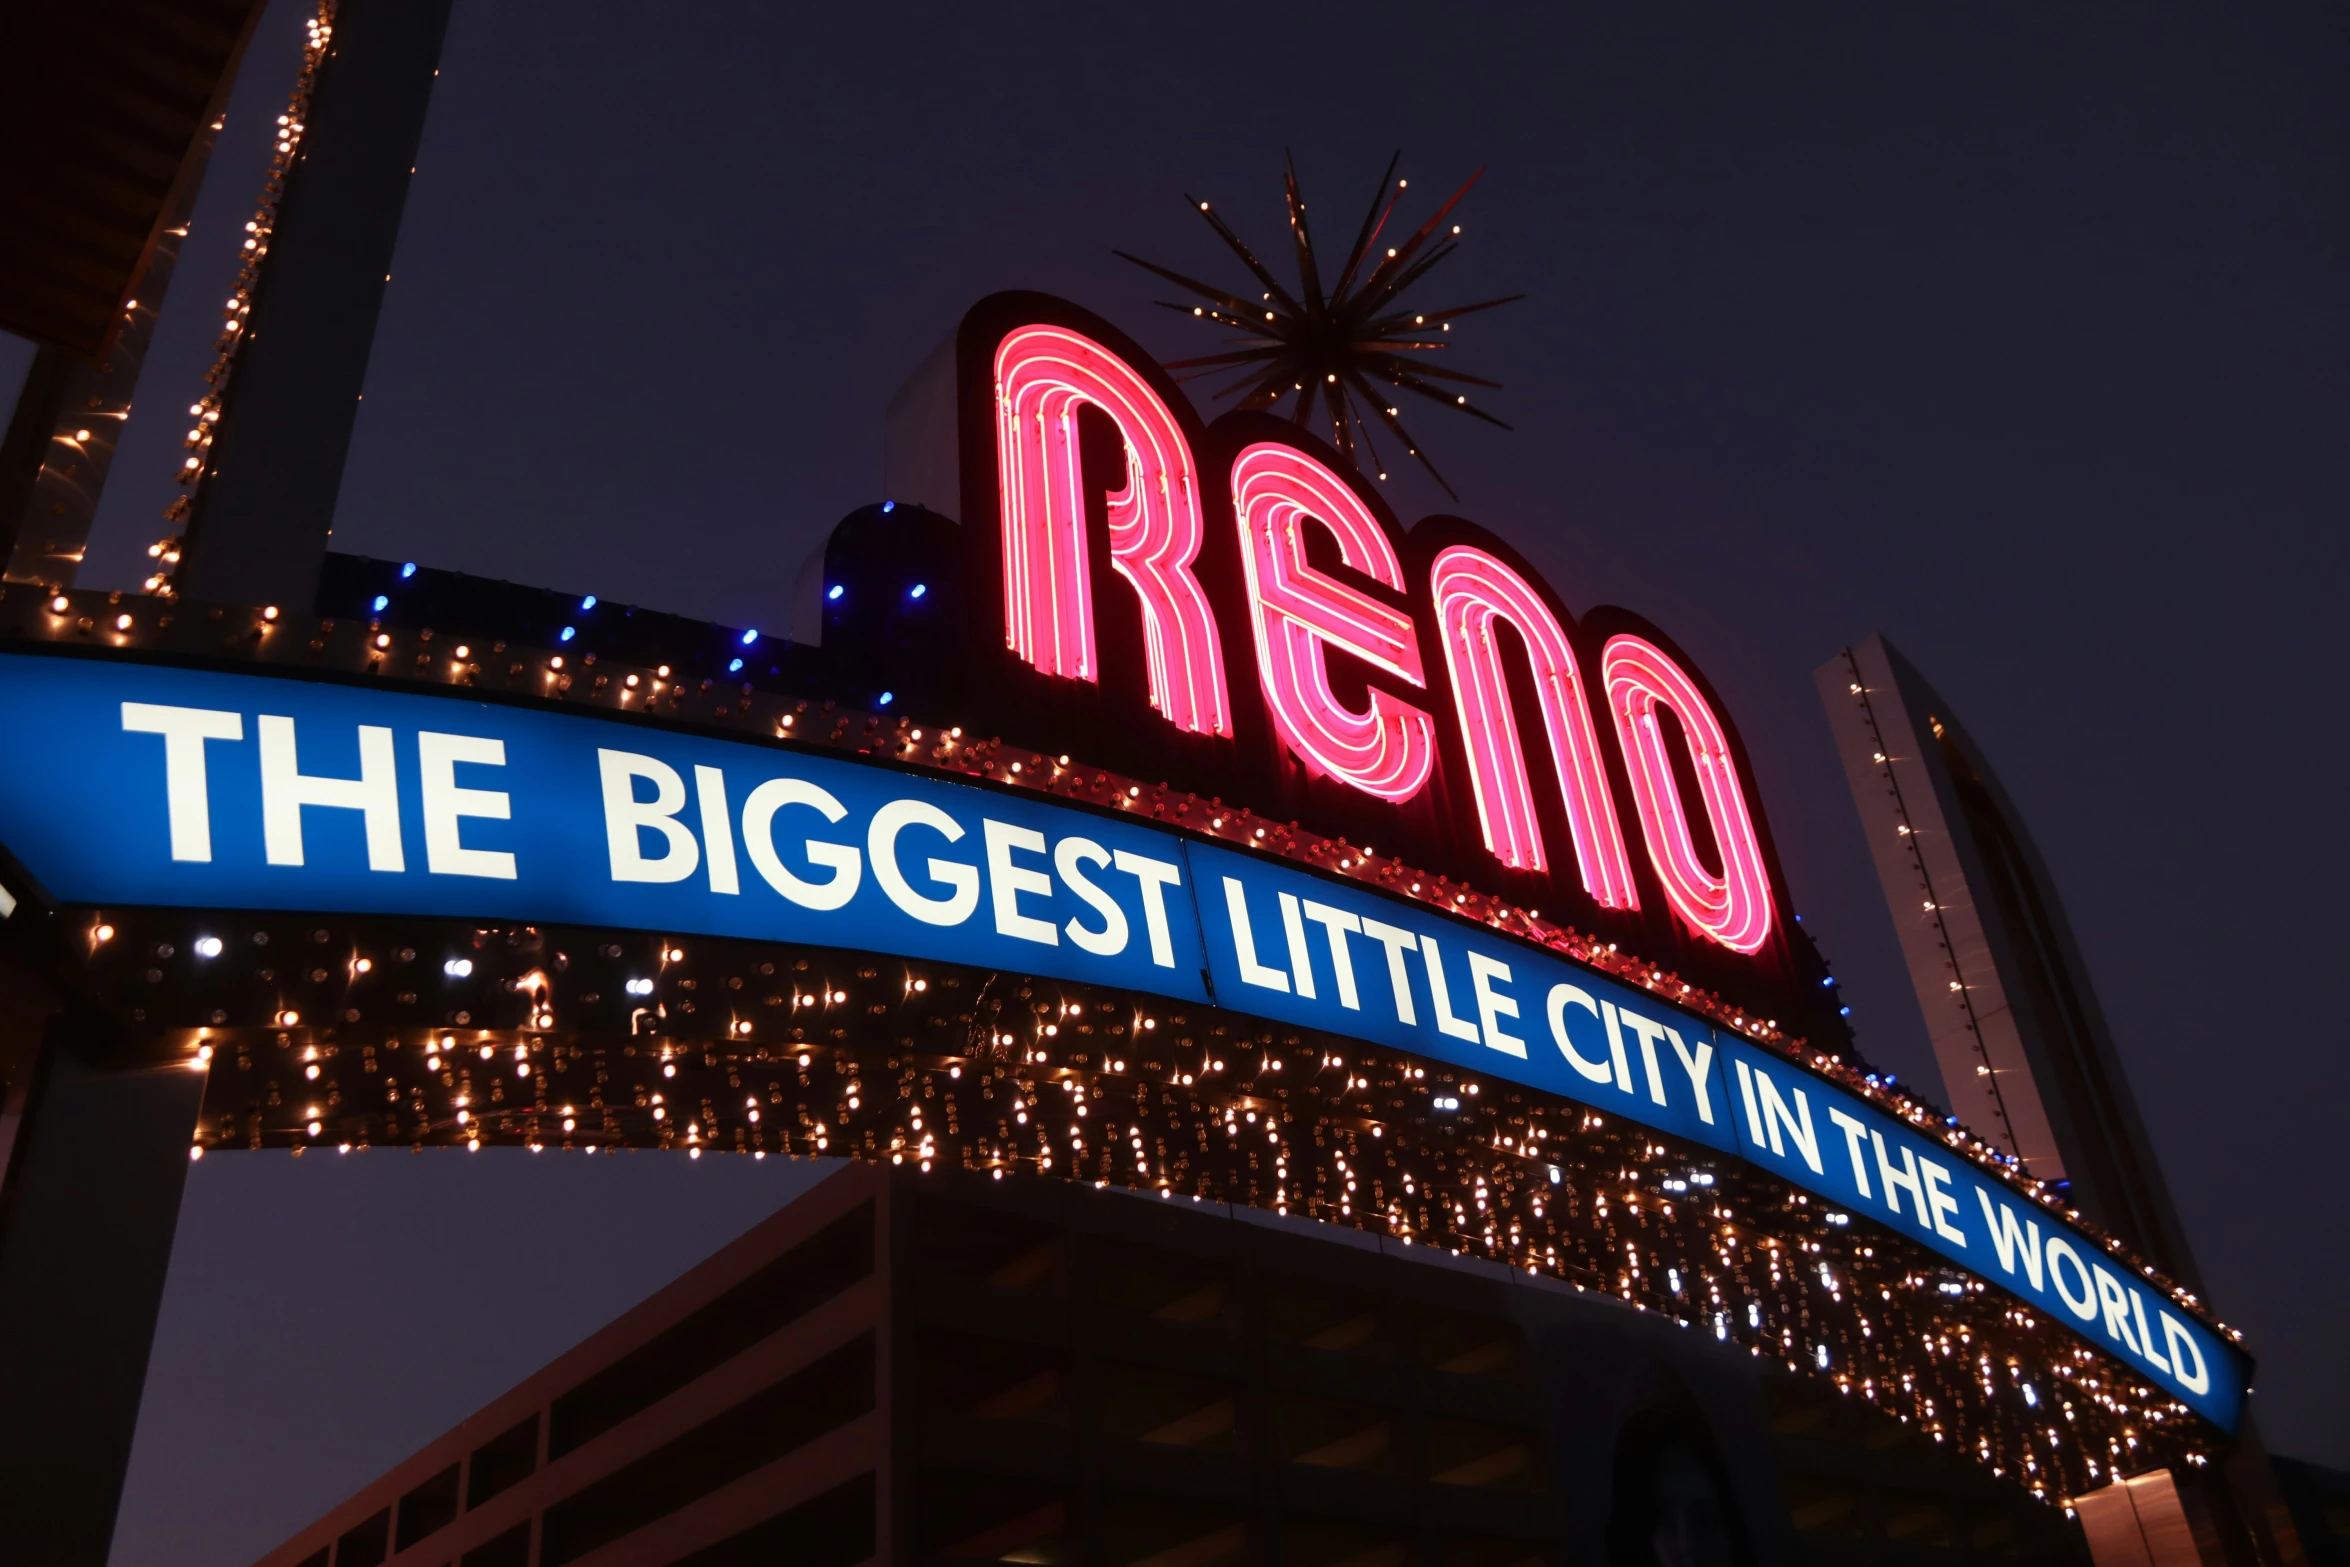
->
<box><xmin>249</xmin><ymin>1160</ymin><xmax>2106</xmax><ymax>1567</ymax></box>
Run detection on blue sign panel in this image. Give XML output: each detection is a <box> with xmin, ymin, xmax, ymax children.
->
<box><xmin>0</xmin><ymin>654</ymin><xmax>1210</xmax><ymax>1004</ymax></box>
<box><xmin>0</xmin><ymin>650</ymin><xmax>2243</xmax><ymax>1426</ymax></box>
<box><xmin>1717</xmin><ymin>1041</ymin><xmax>2242</xmax><ymax>1430</ymax></box>
<box><xmin>1188</xmin><ymin>842</ymin><xmax>1736</xmax><ymax>1154</ymax></box>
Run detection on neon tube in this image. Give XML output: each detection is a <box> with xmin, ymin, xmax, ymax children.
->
<box><xmin>1231</xmin><ymin>442</ymin><xmax>1434</xmax><ymax>802</ymax></box>
<box><xmin>992</xmin><ymin>326</ymin><xmax>1232</xmax><ymax>736</ymax></box>
<box><xmin>1600</xmin><ymin>635</ymin><xmax>1773</xmax><ymax>952</ymax></box>
<box><xmin>1429</xmin><ymin>545</ymin><xmax>1637</xmax><ymax>908</ymax></box>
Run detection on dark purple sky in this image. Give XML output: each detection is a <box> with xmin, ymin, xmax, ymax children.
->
<box><xmin>66</xmin><ymin>1</ymin><xmax>2348</xmax><ymax>1559</ymax></box>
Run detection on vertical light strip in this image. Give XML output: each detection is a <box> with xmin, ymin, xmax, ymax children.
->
<box><xmin>1231</xmin><ymin>442</ymin><xmax>1434</xmax><ymax>802</ymax></box>
<box><xmin>1429</xmin><ymin>545</ymin><xmax>1638</xmax><ymax>908</ymax></box>
<box><xmin>1600</xmin><ymin>635</ymin><xmax>1773</xmax><ymax>952</ymax></box>
<box><xmin>991</xmin><ymin>326</ymin><xmax>1232</xmax><ymax>736</ymax></box>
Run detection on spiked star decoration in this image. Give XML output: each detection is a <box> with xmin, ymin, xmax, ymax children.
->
<box><xmin>1118</xmin><ymin>154</ymin><xmax>1523</xmax><ymax>499</ymax></box>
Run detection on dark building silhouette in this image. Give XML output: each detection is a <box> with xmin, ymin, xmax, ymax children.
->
<box><xmin>1817</xmin><ymin>636</ymin><xmax>2331</xmax><ymax>1567</ymax></box>
<box><xmin>1817</xmin><ymin>635</ymin><xmax>2195</xmax><ymax>1284</ymax></box>
<box><xmin>247</xmin><ymin>1160</ymin><xmax>2095</xmax><ymax>1567</ymax></box>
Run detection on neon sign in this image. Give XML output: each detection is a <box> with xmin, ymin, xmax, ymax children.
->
<box><xmin>848</xmin><ymin>294</ymin><xmax>1830</xmax><ymax>1037</ymax></box>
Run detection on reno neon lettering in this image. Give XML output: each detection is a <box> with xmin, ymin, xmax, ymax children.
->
<box><xmin>973</xmin><ymin>300</ymin><xmax>1781</xmax><ymax>964</ymax></box>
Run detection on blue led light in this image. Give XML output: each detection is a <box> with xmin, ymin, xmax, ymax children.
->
<box><xmin>1839</xmin><ymin>1005</ymin><xmax>1852</xmax><ymax>1016</ymax></box>
<box><xmin>909</xmin><ymin>583</ymin><xmax>927</xmax><ymax>599</ymax></box>
<box><xmin>741</xmin><ymin>628</ymin><xmax>758</xmax><ymax>645</ymax></box>
<box><xmin>559</xmin><ymin>626</ymin><xmax>576</xmax><ymax>642</ymax></box>
<box><xmin>827</xmin><ymin>585</ymin><xmax>844</xmax><ymax>601</ymax></box>
<box><xmin>881</xmin><ymin>500</ymin><xmax>895</xmax><ymax>514</ymax></box>
<box><xmin>580</xmin><ymin>594</ymin><xmax>597</xmax><ymax>611</ymax></box>
<box><xmin>400</xmin><ymin>562</ymin><xmax>416</xmax><ymax>578</ymax></box>
<box><xmin>878</xmin><ymin>691</ymin><xmax>894</xmax><ymax>706</ymax></box>
<box><xmin>371</xmin><ymin>595</ymin><xmax>388</xmax><ymax>612</ymax></box>
<box><xmin>728</xmin><ymin>657</ymin><xmax>743</xmax><ymax>673</ymax></box>
<box><xmin>1820</xmin><ymin>975</ymin><xmax>1837</xmax><ymax>988</ymax></box>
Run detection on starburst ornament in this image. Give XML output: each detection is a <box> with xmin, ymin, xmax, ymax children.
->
<box><xmin>1118</xmin><ymin>154</ymin><xmax>1523</xmax><ymax>499</ymax></box>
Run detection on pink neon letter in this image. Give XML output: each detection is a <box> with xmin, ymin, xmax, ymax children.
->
<box><xmin>1232</xmin><ymin>442</ymin><xmax>1435</xmax><ymax>802</ymax></box>
<box><xmin>1599</xmin><ymin>635</ymin><xmax>1774</xmax><ymax>953</ymax></box>
<box><xmin>1430</xmin><ymin>546</ymin><xmax>1639</xmax><ymax>908</ymax></box>
<box><xmin>992</xmin><ymin>326</ymin><xmax>1232</xmax><ymax>736</ymax></box>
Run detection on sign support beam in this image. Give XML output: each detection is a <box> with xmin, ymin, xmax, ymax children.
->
<box><xmin>174</xmin><ymin>0</ymin><xmax>454</xmax><ymax>611</ymax></box>
<box><xmin>0</xmin><ymin>1024</ymin><xmax>206</xmax><ymax>1567</ymax></box>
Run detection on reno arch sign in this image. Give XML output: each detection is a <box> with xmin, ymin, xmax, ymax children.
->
<box><xmin>914</xmin><ymin>294</ymin><xmax>1811</xmax><ymax>1029</ymax></box>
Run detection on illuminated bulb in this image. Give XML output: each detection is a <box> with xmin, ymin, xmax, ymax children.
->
<box><xmin>49</xmin><ymin>595</ymin><xmax>68</xmax><ymax>613</ymax></box>
<box><xmin>455</xmin><ymin>645</ymin><xmax>470</xmax><ymax>658</ymax></box>
<box><xmin>114</xmin><ymin>614</ymin><xmax>131</xmax><ymax>631</ymax></box>
<box><xmin>94</xmin><ymin>924</ymin><xmax>114</xmax><ymax>942</ymax></box>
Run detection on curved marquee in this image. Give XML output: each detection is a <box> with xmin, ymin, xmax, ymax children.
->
<box><xmin>0</xmin><ymin>648</ymin><xmax>2242</xmax><ymax>1429</ymax></box>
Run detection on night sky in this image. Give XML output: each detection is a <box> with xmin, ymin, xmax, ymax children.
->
<box><xmin>35</xmin><ymin>2</ymin><xmax>2347</xmax><ymax>1560</ymax></box>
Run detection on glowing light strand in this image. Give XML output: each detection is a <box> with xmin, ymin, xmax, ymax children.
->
<box><xmin>147</xmin><ymin>1</ymin><xmax>340</xmax><ymax>596</ymax></box>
